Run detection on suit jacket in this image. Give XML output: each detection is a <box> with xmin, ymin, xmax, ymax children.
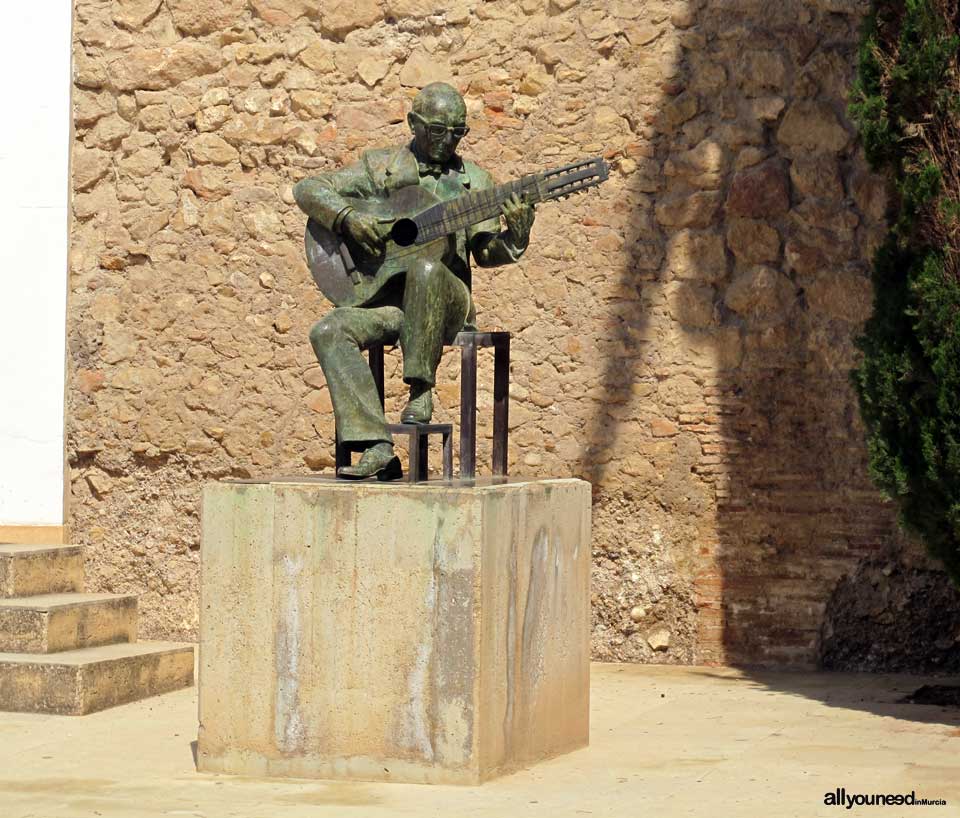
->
<box><xmin>293</xmin><ymin>142</ymin><xmax>526</xmax><ymax>300</ymax></box>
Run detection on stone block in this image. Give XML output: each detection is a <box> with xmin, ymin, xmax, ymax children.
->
<box><xmin>0</xmin><ymin>593</ymin><xmax>137</xmax><ymax>653</ymax></box>
<box><xmin>198</xmin><ymin>477</ymin><xmax>591</xmax><ymax>784</ymax></box>
<box><xmin>0</xmin><ymin>545</ymin><xmax>84</xmax><ymax>598</ymax></box>
<box><xmin>0</xmin><ymin>642</ymin><xmax>194</xmax><ymax>715</ymax></box>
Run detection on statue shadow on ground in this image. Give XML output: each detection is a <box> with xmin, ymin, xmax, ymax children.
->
<box><xmin>693</xmin><ymin>668</ymin><xmax>960</xmax><ymax>726</ymax></box>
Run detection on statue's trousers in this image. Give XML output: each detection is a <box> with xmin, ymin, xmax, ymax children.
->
<box><xmin>310</xmin><ymin>260</ymin><xmax>470</xmax><ymax>445</ymax></box>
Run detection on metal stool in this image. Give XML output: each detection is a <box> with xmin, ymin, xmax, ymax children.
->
<box><xmin>386</xmin><ymin>423</ymin><xmax>453</xmax><ymax>482</ymax></box>
<box><xmin>451</xmin><ymin>331</ymin><xmax>510</xmax><ymax>479</ymax></box>
<box><xmin>334</xmin><ymin>331</ymin><xmax>510</xmax><ymax>481</ymax></box>
<box><xmin>335</xmin><ymin>423</ymin><xmax>452</xmax><ymax>483</ymax></box>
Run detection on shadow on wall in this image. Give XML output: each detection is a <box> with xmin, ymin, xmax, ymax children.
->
<box><xmin>580</xmin><ymin>0</ymin><xmax>918</xmax><ymax>670</ymax></box>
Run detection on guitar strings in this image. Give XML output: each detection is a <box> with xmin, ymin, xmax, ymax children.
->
<box><xmin>332</xmin><ymin>160</ymin><xmax>607</xmax><ymax>277</ymax></box>
<box><xmin>361</xmin><ymin>179</ymin><xmax>598</xmax><ymax>269</ymax></box>
<box><xmin>413</xmin><ymin>174</ymin><xmax>599</xmax><ymax>242</ymax></box>
<box><xmin>414</xmin><ymin>179</ymin><xmax>532</xmax><ymax>239</ymax></box>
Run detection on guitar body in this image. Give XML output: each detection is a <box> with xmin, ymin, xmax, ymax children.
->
<box><xmin>305</xmin><ymin>185</ymin><xmax>451</xmax><ymax>307</ymax></box>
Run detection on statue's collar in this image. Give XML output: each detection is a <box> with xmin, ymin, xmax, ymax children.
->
<box><xmin>409</xmin><ymin>141</ymin><xmax>465</xmax><ymax>178</ymax></box>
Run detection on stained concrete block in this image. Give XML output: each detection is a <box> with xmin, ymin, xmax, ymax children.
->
<box><xmin>0</xmin><ymin>545</ymin><xmax>83</xmax><ymax>598</ymax></box>
<box><xmin>0</xmin><ymin>641</ymin><xmax>195</xmax><ymax>715</ymax></box>
<box><xmin>0</xmin><ymin>593</ymin><xmax>137</xmax><ymax>653</ymax></box>
<box><xmin>198</xmin><ymin>477</ymin><xmax>591</xmax><ymax>784</ymax></box>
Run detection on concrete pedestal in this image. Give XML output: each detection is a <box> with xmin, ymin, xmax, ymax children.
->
<box><xmin>198</xmin><ymin>477</ymin><xmax>591</xmax><ymax>784</ymax></box>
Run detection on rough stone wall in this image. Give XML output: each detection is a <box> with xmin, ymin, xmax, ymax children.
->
<box><xmin>68</xmin><ymin>0</ymin><xmax>918</xmax><ymax>667</ymax></box>
<box><xmin>820</xmin><ymin>543</ymin><xmax>960</xmax><ymax>675</ymax></box>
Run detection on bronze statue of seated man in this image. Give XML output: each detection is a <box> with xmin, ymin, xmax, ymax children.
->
<box><xmin>293</xmin><ymin>82</ymin><xmax>535</xmax><ymax>480</ymax></box>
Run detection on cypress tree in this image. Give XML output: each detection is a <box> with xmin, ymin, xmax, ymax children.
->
<box><xmin>849</xmin><ymin>0</ymin><xmax>960</xmax><ymax>583</ymax></box>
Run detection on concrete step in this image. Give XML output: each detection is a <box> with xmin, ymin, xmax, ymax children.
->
<box><xmin>0</xmin><ymin>641</ymin><xmax>195</xmax><ymax>715</ymax></box>
<box><xmin>0</xmin><ymin>544</ymin><xmax>84</xmax><ymax>598</ymax></box>
<box><xmin>0</xmin><ymin>593</ymin><xmax>137</xmax><ymax>653</ymax></box>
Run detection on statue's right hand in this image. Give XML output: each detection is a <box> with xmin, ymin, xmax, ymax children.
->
<box><xmin>343</xmin><ymin>211</ymin><xmax>385</xmax><ymax>257</ymax></box>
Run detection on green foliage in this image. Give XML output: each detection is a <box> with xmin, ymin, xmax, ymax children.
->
<box><xmin>849</xmin><ymin>0</ymin><xmax>960</xmax><ymax>583</ymax></box>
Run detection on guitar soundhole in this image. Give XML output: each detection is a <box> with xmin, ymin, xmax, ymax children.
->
<box><xmin>391</xmin><ymin>218</ymin><xmax>419</xmax><ymax>247</ymax></box>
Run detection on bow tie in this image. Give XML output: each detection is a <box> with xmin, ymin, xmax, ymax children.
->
<box><xmin>418</xmin><ymin>161</ymin><xmax>448</xmax><ymax>177</ymax></box>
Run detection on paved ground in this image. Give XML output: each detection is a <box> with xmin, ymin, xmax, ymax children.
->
<box><xmin>1</xmin><ymin>663</ymin><xmax>958</xmax><ymax>818</ymax></box>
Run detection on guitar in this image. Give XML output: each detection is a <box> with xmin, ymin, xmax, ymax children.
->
<box><xmin>304</xmin><ymin>157</ymin><xmax>610</xmax><ymax>307</ymax></box>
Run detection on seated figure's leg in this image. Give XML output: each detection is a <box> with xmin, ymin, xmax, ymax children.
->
<box><xmin>309</xmin><ymin>306</ymin><xmax>403</xmax><ymax>446</ymax></box>
<box><xmin>400</xmin><ymin>258</ymin><xmax>470</xmax><ymax>387</ymax></box>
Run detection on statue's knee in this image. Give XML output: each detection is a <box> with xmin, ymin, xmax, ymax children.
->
<box><xmin>407</xmin><ymin>258</ymin><xmax>442</xmax><ymax>287</ymax></box>
<box><xmin>309</xmin><ymin>315</ymin><xmax>340</xmax><ymax>352</ymax></box>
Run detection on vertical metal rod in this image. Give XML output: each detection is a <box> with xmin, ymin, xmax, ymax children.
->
<box><xmin>492</xmin><ymin>335</ymin><xmax>510</xmax><ymax>475</ymax></box>
<box><xmin>407</xmin><ymin>430</ymin><xmax>419</xmax><ymax>484</ymax></box>
<box><xmin>442</xmin><ymin>429</ymin><xmax>453</xmax><ymax>479</ymax></box>
<box><xmin>460</xmin><ymin>340</ymin><xmax>478</xmax><ymax>479</ymax></box>
<box><xmin>368</xmin><ymin>343</ymin><xmax>385</xmax><ymax>408</ymax></box>
<box><xmin>417</xmin><ymin>432</ymin><xmax>429</xmax><ymax>482</ymax></box>
<box><xmin>335</xmin><ymin>427</ymin><xmax>350</xmax><ymax>471</ymax></box>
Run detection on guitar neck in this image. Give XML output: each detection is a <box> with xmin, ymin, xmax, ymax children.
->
<box><xmin>409</xmin><ymin>157</ymin><xmax>609</xmax><ymax>245</ymax></box>
<box><xmin>413</xmin><ymin>176</ymin><xmax>541</xmax><ymax>244</ymax></box>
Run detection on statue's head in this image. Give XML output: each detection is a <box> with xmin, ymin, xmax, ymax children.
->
<box><xmin>408</xmin><ymin>82</ymin><xmax>469</xmax><ymax>164</ymax></box>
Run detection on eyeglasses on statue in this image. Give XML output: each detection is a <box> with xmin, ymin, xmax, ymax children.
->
<box><xmin>411</xmin><ymin>112</ymin><xmax>470</xmax><ymax>139</ymax></box>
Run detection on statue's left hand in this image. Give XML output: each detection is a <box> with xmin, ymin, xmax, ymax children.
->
<box><xmin>501</xmin><ymin>193</ymin><xmax>535</xmax><ymax>247</ymax></box>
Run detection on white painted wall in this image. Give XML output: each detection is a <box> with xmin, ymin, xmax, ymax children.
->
<box><xmin>0</xmin><ymin>5</ymin><xmax>72</xmax><ymax>525</ymax></box>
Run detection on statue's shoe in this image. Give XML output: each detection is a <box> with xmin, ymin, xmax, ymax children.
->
<box><xmin>400</xmin><ymin>386</ymin><xmax>433</xmax><ymax>424</ymax></box>
<box><xmin>337</xmin><ymin>444</ymin><xmax>403</xmax><ymax>481</ymax></box>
